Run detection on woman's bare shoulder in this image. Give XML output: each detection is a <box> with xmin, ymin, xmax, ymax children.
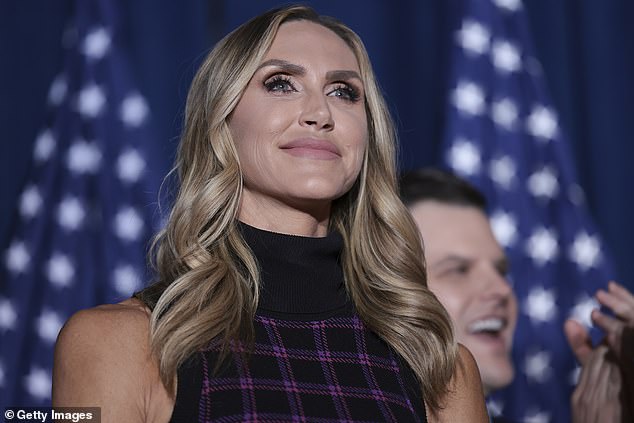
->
<box><xmin>61</xmin><ymin>298</ymin><xmax>151</xmax><ymax>337</ymax></box>
<box><xmin>55</xmin><ymin>299</ymin><xmax>152</xmax><ymax>363</ymax></box>
<box><xmin>53</xmin><ymin>298</ymin><xmax>173</xmax><ymax>422</ymax></box>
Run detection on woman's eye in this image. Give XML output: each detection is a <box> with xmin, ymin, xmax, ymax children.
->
<box><xmin>264</xmin><ymin>76</ymin><xmax>295</xmax><ymax>93</ymax></box>
<box><xmin>328</xmin><ymin>84</ymin><xmax>360</xmax><ymax>102</ymax></box>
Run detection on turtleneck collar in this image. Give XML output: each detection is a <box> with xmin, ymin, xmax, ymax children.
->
<box><xmin>238</xmin><ymin>221</ymin><xmax>350</xmax><ymax>320</ymax></box>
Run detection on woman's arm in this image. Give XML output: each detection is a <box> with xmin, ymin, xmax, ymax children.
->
<box><xmin>427</xmin><ymin>344</ymin><xmax>489</xmax><ymax>423</ymax></box>
<box><xmin>52</xmin><ymin>299</ymin><xmax>173</xmax><ymax>423</ymax></box>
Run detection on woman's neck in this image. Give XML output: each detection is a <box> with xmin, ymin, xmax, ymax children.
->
<box><xmin>238</xmin><ymin>191</ymin><xmax>332</xmax><ymax>237</ymax></box>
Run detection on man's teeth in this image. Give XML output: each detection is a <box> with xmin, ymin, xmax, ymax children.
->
<box><xmin>469</xmin><ymin>318</ymin><xmax>504</xmax><ymax>333</ymax></box>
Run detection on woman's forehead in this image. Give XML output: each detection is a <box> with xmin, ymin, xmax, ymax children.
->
<box><xmin>262</xmin><ymin>20</ymin><xmax>360</xmax><ymax>72</ymax></box>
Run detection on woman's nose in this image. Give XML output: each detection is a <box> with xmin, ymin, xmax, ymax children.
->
<box><xmin>299</xmin><ymin>91</ymin><xmax>334</xmax><ymax>131</ymax></box>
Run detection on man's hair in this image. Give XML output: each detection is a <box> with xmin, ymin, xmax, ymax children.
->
<box><xmin>399</xmin><ymin>168</ymin><xmax>487</xmax><ymax>211</ymax></box>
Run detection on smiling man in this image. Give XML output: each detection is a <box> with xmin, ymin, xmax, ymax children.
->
<box><xmin>399</xmin><ymin>168</ymin><xmax>518</xmax><ymax>400</ymax></box>
<box><xmin>399</xmin><ymin>168</ymin><xmax>633</xmax><ymax>423</ymax></box>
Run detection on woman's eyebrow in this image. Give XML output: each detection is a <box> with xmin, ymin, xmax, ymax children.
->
<box><xmin>257</xmin><ymin>59</ymin><xmax>305</xmax><ymax>75</ymax></box>
<box><xmin>257</xmin><ymin>59</ymin><xmax>362</xmax><ymax>83</ymax></box>
<box><xmin>326</xmin><ymin>70</ymin><xmax>362</xmax><ymax>82</ymax></box>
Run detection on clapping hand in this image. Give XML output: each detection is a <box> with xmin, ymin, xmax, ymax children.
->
<box><xmin>565</xmin><ymin>281</ymin><xmax>634</xmax><ymax>423</ymax></box>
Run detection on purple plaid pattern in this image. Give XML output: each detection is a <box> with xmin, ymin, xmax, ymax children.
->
<box><xmin>197</xmin><ymin>313</ymin><xmax>425</xmax><ymax>423</ymax></box>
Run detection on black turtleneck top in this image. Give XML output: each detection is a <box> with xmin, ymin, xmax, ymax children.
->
<box><xmin>169</xmin><ymin>223</ymin><xmax>426</xmax><ymax>422</ymax></box>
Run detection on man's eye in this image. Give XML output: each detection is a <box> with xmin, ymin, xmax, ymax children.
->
<box><xmin>441</xmin><ymin>264</ymin><xmax>470</xmax><ymax>277</ymax></box>
<box><xmin>496</xmin><ymin>264</ymin><xmax>509</xmax><ymax>277</ymax></box>
<box><xmin>264</xmin><ymin>76</ymin><xmax>295</xmax><ymax>92</ymax></box>
<box><xmin>437</xmin><ymin>266</ymin><xmax>469</xmax><ymax>279</ymax></box>
<box><xmin>451</xmin><ymin>265</ymin><xmax>469</xmax><ymax>275</ymax></box>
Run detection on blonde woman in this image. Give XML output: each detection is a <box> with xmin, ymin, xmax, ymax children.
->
<box><xmin>52</xmin><ymin>5</ymin><xmax>488</xmax><ymax>422</ymax></box>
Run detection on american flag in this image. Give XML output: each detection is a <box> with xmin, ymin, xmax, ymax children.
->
<box><xmin>0</xmin><ymin>0</ymin><xmax>158</xmax><ymax>408</ymax></box>
<box><xmin>440</xmin><ymin>0</ymin><xmax>617</xmax><ymax>422</ymax></box>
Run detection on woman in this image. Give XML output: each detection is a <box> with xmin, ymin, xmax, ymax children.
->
<box><xmin>52</xmin><ymin>5</ymin><xmax>488</xmax><ymax>422</ymax></box>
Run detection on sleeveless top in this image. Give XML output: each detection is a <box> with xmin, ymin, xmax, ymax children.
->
<box><xmin>167</xmin><ymin>223</ymin><xmax>427</xmax><ymax>422</ymax></box>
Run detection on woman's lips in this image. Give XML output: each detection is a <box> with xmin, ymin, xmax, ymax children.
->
<box><xmin>280</xmin><ymin>138</ymin><xmax>341</xmax><ymax>160</ymax></box>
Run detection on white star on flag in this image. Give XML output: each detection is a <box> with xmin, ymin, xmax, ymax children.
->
<box><xmin>569</xmin><ymin>232</ymin><xmax>601</xmax><ymax>271</ymax></box>
<box><xmin>33</xmin><ymin>130</ymin><xmax>56</xmax><ymax>163</ymax></box>
<box><xmin>452</xmin><ymin>80</ymin><xmax>486</xmax><ymax>116</ymax></box>
<box><xmin>492</xmin><ymin>0</ymin><xmax>523</xmax><ymax>12</ymax></box>
<box><xmin>116</xmin><ymin>148</ymin><xmax>146</xmax><ymax>183</ymax></box>
<box><xmin>489</xmin><ymin>156</ymin><xmax>516</xmax><ymax>189</ymax></box>
<box><xmin>448</xmin><ymin>139</ymin><xmax>481</xmax><ymax>176</ymax></box>
<box><xmin>20</xmin><ymin>185</ymin><xmax>43</xmax><ymax>219</ymax></box>
<box><xmin>527</xmin><ymin>166</ymin><xmax>559</xmax><ymax>199</ymax></box>
<box><xmin>486</xmin><ymin>399</ymin><xmax>504</xmax><ymax>418</ymax></box>
<box><xmin>77</xmin><ymin>83</ymin><xmax>106</xmax><ymax>118</ymax></box>
<box><xmin>48</xmin><ymin>75</ymin><xmax>68</xmax><ymax>106</ymax></box>
<box><xmin>491</xmin><ymin>98</ymin><xmax>518</xmax><ymax>130</ymax></box>
<box><xmin>36</xmin><ymin>310</ymin><xmax>65</xmax><ymax>344</ymax></box>
<box><xmin>81</xmin><ymin>27</ymin><xmax>111</xmax><ymax>60</ymax></box>
<box><xmin>527</xmin><ymin>105</ymin><xmax>558</xmax><ymax>141</ymax></box>
<box><xmin>526</xmin><ymin>227</ymin><xmax>559</xmax><ymax>266</ymax></box>
<box><xmin>0</xmin><ymin>299</ymin><xmax>18</xmax><ymax>331</ymax></box>
<box><xmin>524</xmin><ymin>286</ymin><xmax>557</xmax><ymax>323</ymax></box>
<box><xmin>114</xmin><ymin>207</ymin><xmax>144</xmax><ymax>242</ymax></box>
<box><xmin>120</xmin><ymin>93</ymin><xmax>150</xmax><ymax>127</ymax></box>
<box><xmin>523</xmin><ymin>409</ymin><xmax>551</xmax><ymax>423</ymax></box>
<box><xmin>24</xmin><ymin>368</ymin><xmax>51</xmax><ymax>400</ymax></box>
<box><xmin>525</xmin><ymin>56</ymin><xmax>544</xmax><ymax>78</ymax></box>
<box><xmin>5</xmin><ymin>241</ymin><xmax>30</xmax><ymax>275</ymax></box>
<box><xmin>491</xmin><ymin>39</ymin><xmax>521</xmax><ymax>73</ymax></box>
<box><xmin>57</xmin><ymin>197</ymin><xmax>86</xmax><ymax>231</ymax></box>
<box><xmin>456</xmin><ymin>20</ymin><xmax>490</xmax><ymax>55</ymax></box>
<box><xmin>46</xmin><ymin>253</ymin><xmax>75</xmax><ymax>288</ymax></box>
<box><xmin>524</xmin><ymin>350</ymin><xmax>552</xmax><ymax>383</ymax></box>
<box><xmin>67</xmin><ymin>140</ymin><xmax>102</xmax><ymax>174</ymax></box>
<box><xmin>568</xmin><ymin>184</ymin><xmax>586</xmax><ymax>206</ymax></box>
<box><xmin>113</xmin><ymin>265</ymin><xmax>142</xmax><ymax>296</ymax></box>
<box><xmin>490</xmin><ymin>210</ymin><xmax>518</xmax><ymax>247</ymax></box>
<box><xmin>569</xmin><ymin>295</ymin><xmax>599</xmax><ymax>329</ymax></box>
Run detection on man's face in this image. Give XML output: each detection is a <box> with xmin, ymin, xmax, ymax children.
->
<box><xmin>409</xmin><ymin>200</ymin><xmax>518</xmax><ymax>394</ymax></box>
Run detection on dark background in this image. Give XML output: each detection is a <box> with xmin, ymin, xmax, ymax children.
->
<box><xmin>1</xmin><ymin>0</ymin><xmax>632</xmax><ymax>290</ymax></box>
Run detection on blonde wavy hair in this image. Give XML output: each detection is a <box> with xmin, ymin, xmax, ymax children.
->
<box><xmin>135</xmin><ymin>4</ymin><xmax>457</xmax><ymax>412</ymax></box>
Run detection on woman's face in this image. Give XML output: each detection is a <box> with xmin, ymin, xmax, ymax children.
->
<box><xmin>229</xmin><ymin>20</ymin><xmax>367</xmax><ymax>224</ymax></box>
